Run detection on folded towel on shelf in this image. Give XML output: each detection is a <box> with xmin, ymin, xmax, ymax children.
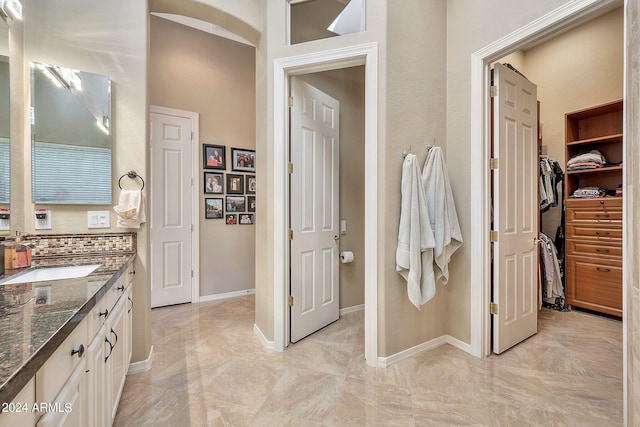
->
<box><xmin>567</xmin><ymin>150</ymin><xmax>606</xmax><ymax>167</ymax></box>
<box><xmin>114</xmin><ymin>189</ymin><xmax>146</xmax><ymax>228</ymax></box>
<box><xmin>567</xmin><ymin>161</ymin><xmax>603</xmax><ymax>171</ymax></box>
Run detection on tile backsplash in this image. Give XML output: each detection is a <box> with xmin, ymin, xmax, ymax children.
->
<box><xmin>21</xmin><ymin>232</ymin><xmax>136</xmax><ymax>259</ymax></box>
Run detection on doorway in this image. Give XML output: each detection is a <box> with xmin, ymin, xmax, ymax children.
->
<box><xmin>470</xmin><ymin>1</ymin><xmax>624</xmax><ymax>357</ymax></box>
<box><xmin>273</xmin><ymin>42</ymin><xmax>379</xmax><ymax>365</ymax></box>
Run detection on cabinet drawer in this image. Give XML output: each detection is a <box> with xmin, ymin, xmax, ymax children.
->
<box><xmin>566</xmin><ymin>224</ymin><xmax>622</xmax><ymax>242</ymax></box>
<box><xmin>36</xmin><ymin>319</ymin><xmax>88</xmax><ymax>404</ymax></box>
<box><xmin>566</xmin><ymin>256</ymin><xmax>622</xmax><ymax>316</ymax></box>
<box><xmin>566</xmin><ymin>240</ymin><xmax>622</xmax><ymax>259</ymax></box>
<box><xmin>565</xmin><ymin>198</ymin><xmax>622</xmax><ymax>209</ymax></box>
<box><xmin>566</xmin><ymin>209</ymin><xmax>622</xmax><ymax>223</ymax></box>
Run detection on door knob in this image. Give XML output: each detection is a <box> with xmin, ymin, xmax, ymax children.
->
<box><xmin>532</xmin><ymin>238</ymin><xmax>542</xmax><ymax>245</ymax></box>
<box><xmin>333</xmin><ymin>235</ymin><xmax>340</xmax><ymax>241</ymax></box>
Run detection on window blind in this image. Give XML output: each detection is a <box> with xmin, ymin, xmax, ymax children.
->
<box><xmin>0</xmin><ymin>139</ymin><xmax>9</xmax><ymax>204</ymax></box>
<box><xmin>32</xmin><ymin>141</ymin><xmax>112</xmax><ymax>204</ymax></box>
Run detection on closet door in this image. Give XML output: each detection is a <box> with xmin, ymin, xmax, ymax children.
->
<box><xmin>492</xmin><ymin>63</ymin><xmax>539</xmax><ymax>354</ymax></box>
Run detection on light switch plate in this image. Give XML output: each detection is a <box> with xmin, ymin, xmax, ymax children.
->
<box><xmin>88</xmin><ymin>210</ymin><xmax>110</xmax><ymax>229</ymax></box>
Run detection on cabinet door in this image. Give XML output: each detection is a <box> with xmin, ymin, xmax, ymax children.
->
<box><xmin>566</xmin><ymin>256</ymin><xmax>622</xmax><ymax>316</ymax></box>
<box><xmin>106</xmin><ymin>297</ymin><xmax>126</xmax><ymax>424</ymax></box>
<box><xmin>86</xmin><ymin>325</ymin><xmax>107</xmax><ymax>427</ymax></box>
<box><xmin>0</xmin><ymin>379</ymin><xmax>38</xmax><ymax>427</ymax></box>
<box><xmin>125</xmin><ymin>285</ymin><xmax>133</xmax><ymax>367</ymax></box>
<box><xmin>36</xmin><ymin>359</ymin><xmax>86</xmax><ymax>427</ymax></box>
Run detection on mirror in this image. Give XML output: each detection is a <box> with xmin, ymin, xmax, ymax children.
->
<box><xmin>31</xmin><ymin>62</ymin><xmax>112</xmax><ymax>204</ymax></box>
<box><xmin>289</xmin><ymin>0</ymin><xmax>364</xmax><ymax>45</ymax></box>
<box><xmin>0</xmin><ymin>18</ymin><xmax>9</xmax><ymax>207</ymax></box>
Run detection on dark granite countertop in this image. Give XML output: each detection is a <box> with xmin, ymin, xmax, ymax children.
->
<box><xmin>0</xmin><ymin>253</ymin><xmax>136</xmax><ymax>405</ymax></box>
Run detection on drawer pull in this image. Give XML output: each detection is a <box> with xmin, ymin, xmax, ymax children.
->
<box><xmin>596</xmin><ymin>267</ymin><xmax>611</xmax><ymax>272</ymax></box>
<box><xmin>105</xmin><ymin>337</ymin><xmax>114</xmax><ymax>362</ymax></box>
<box><xmin>99</xmin><ymin>309</ymin><xmax>109</xmax><ymax>318</ymax></box>
<box><xmin>595</xmin><ymin>231</ymin><xmax>610</xmax><ymax>236</ymax></box>
<box><xmin>71</xmin><ymin>344</ymin><xmax>85</xmax><ymax>358</ymax></box>
<box><xmin>111</xmin><ymin>328</ymin><xmax>118</xmax><ymax>347</ymax></box>
<box><xmin>595</xmin><ymin>214</ymin><xmax>610</xmax><ymax>218</ymax></box>
<box><xmin>595</xmin><ymin>248</ymin><xmax>610</xmax><ymax>253</ymax></box>
<box><xmin>128</xmin><ymin>296</ymin><xmax>134</xmax><ymax>314</ymax></box>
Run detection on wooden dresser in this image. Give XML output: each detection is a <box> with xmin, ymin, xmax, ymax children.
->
<box><xmin>564</xmin><ymin>100</ymin><xmax>623</xmax><ymax>317</ymax></box>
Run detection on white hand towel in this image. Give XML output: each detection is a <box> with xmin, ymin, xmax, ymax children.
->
<box><xmin>422</xmin><ymin>147</ymin><xmax>463</xmax><ymax>284</ymax></box>
<box><xmin>114</xmin><ymin>189</ymin><xmax>146</xmax><ymax>228</ymax></box>
<box><xmin>396</xmin><ymin>154</ymin><xmax>436</xmax><ymax>309</ymax></box>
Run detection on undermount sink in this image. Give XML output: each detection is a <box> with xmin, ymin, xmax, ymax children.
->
<box><xmin>0</xmin><ymin>264</ymin><xmax>102</xmax><ymax>285</ymax></box>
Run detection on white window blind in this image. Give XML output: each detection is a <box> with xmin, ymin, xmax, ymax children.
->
<box><xmin>32</xmin><ymin>141</ymin><xmax>112</xmax><ymax>204</ymax></box>
<box><xmin>0</xmin><ymin>138</ymin><xmax>9</xmax><ymax>204</ymax></box>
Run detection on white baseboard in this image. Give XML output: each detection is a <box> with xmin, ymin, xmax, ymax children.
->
<box><xmin>127</xmin><ymin>345</ymin><xmax>154</xmax><ymax>375</ymax></box>
<box><xmin>376</xmin><ymin>335</ymin><xmax>471</xmax><ymax>368</ymax></box>
<box><xmin>199</xmin><ymin>288</ymin><xmax>255</xmax><ymax>303</ymax></box>
<box><xmin>253</xmin><ymin>323</ymin><xmax>277</xmax><ymax>351</ymax></box>
<box><xmin>340</xmin><ymin>304</ymin><xmax>364</xmax><ymax>316</ymax></box>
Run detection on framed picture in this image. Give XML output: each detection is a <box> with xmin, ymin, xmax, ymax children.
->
<box><xmin>239</xmin><ymin>213</ymin><xmax>254</xmax><ymax>225</ymax></box>
<box><xmin>225</xmin><ymin>196</ymin><xmax>245</xmax><ymax>212</ymax></box>
<box><xmin>246</xmin><ymin>175</ymin><xmax>256</xmax><ymax>194</ymax></box>
<box><xmin>247</xmin><ymin>195</ymin><xmax>256</xmax><ymax>212</ymax></box>
<box><xmin>203</xmin><ymin>144</ymin><xmax>226</xmax><ymax>170</ymax></box>
<box><xmin>204</xmin><ymin>172</ymin><xmax>224</xmax><ymax>194</ymax></box>
<box><xmin>231</xmin><ymin>148</ymin><xmax>256</xmax><ymax>172</ymax></box>
<box><xmin>226</xmin><ymin>174</ymin><xmax>244</xmax><ymax>194</ymax></box>
<box><xmin>205</xmin><ymin>198</ymin><xmax>224</xmax><ymax>219</ymax></box>
<box><xmin>226</xmin><ymin>214</ymin><xmax>237</xmax><ymax>225</ymax></box>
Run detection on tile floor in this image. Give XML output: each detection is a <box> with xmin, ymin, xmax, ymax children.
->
<box><xmin>113</xmin><ymin>296</ymin><xmax>623</xmax><ymax>426</ymax></box>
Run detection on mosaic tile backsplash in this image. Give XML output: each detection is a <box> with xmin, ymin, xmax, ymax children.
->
<box><xmin>21</xmin><ymin>232</ymin><xmax>136</xmax><ymax>259</ymax></box>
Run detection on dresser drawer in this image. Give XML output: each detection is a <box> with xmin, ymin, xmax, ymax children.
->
<box><xmin>566</xmin><ymin>224</ymin><xmax>622</xmax><ymax>242</ymax></box>
<box><xmin>565</xmin><ymin>198</ymin><xmax>622</xmax><ymax>209</ymax></box>
<box><xmin>566</xmin><ymin>208</ymin><xmax>622</xmax><ymax>223</ymax></box>
<box><xmin>566</xmin><ymin>240</ymin><xmax>622</xmax><ymax>259</ymax></box>
<box><xmin>565</xmin><ymin>256</ymin><xmax>622</xmax><ymax>316</ymax></box>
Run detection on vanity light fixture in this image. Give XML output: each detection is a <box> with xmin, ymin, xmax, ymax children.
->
<box><xmin>0</xmin><ymin>0</ymin><xmax>22</xmax><ymax>21</ymax></box>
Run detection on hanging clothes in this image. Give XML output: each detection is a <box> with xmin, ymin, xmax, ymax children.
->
<box><xmin>421</xmin><ymin>146</ymin><xmax>463</xmax><ymax>284</ymax></box>
<box><xmin>539</xmin><ymin>156</ymin><xmax>564</xmax><ymax>213</ymax></box>
<box><xmin>539</xmin><ymin>232</ymin><xmax>567</xmax><ymax>311</ymax></box>
<box><xmin>396</xmin><ymin>153</ymin><xmax>436</xmax><ymax>309</ymax></box>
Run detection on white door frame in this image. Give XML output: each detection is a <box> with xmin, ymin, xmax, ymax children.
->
<box><xmin>469</xmin><ymin>0</ymin><xmax>623</xmax><ymax>358</ymax></box>
<box><xmin>273</xmin><ymin>42</ymin><xmax>379</xmax><ymax>365</ymax></box>
<box><xmin>149</xmin><ymin>105</ymin><xmax>200</xmax><ymax>304</ymax></box>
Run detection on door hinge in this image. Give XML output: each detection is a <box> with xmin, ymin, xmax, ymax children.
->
<box><xmin>288</xmin><ymin>96</ymin><xmax>294</xmax><ymax>108</ymax></box>
<box><xmin>490</xmin><ymin>158</ymin><xmax>499</xmax><ymax>170</ymax></box>
<box><xmin>191</xmin><ymin>270</ymin><xmax>194</xmax><ymax>278</ymax></box>
<box><xmin>490</xmin><ymin>86</ymin><xmax>498</xmax><ymax>97</ymax></box>
<box><xmin>190</xmin><ymin>132</ymin><xmax>194</xmax><ymax>142</ymax></box>
<box><xmin>288</xmin><ymin>229</ymin><xmax>293</xmax><ymax>240</ymax></box>
<box><xmin>288</xmin><ymin>295</ymin><xmax>294</xmax><ymax>307</ymax></box>
<box><xmin>191</xmin><ymin>224</ymin><xmax>194</xmax><ymax>232</ymax></box>
<box><xmin>490</xmin><ymin>230</ymin><xmax>499</xmax><ymax>242</ymax></box>
<box><xmin>288</xmin><ymin>163</ymin><xmax>294</xmax><ymax>174</ymax></box>
<box><xmin>490</xmin><ymin>302</ymin><xmax>498</xmax><ymax>315</ymax></box>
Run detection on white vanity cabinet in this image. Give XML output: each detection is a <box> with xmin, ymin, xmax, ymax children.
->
<box><xmin>0</xmin><ymin>378</ymin><xmax>38</xmax><ymax>427</ymax></box>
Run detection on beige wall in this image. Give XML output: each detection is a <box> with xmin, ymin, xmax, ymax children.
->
<box><xmin>150</xmin><ymin>16</ymin><xmax>256</xmax><ymax>297</ymax></box>
<box><xmin>299</xmin><ymin>67</ymin><xmax>366</xmax><ymax>309</ymax></box>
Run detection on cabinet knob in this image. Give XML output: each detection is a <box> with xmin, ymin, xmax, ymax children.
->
<box><xmin>117</xmin><ymin>285</ymin><xmax>125</xmax><ymax>292</ymax></box>
<box><xmin>99</xmin><ymin>309</ymin><xmax>109</xmax><ymax>318</ymax></box>
<box><xmin>71</xmin><ymin>344</ymin><xmax>85</xmax><ymax>358</ymax></box>
<box><xmin>129</xmin><ymin>270</ymin><xmax>136</xmax><ymax>276</ymax></box>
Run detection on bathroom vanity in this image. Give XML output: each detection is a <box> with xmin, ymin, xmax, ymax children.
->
<box><xmin>0</xmin><ymin>236</ymin><xmax>136</xmax><ymax>427</ymax></box>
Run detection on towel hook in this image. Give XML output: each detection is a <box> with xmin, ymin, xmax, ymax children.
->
<box><xmin>402</xmin><ymin>145</ymin><xmax>413</xmax><ymax>158</ymax></box>
<box><xmin>118</xmin><ymin>170</ymin><xmax>145</xmax><ymax>190</ymax></box>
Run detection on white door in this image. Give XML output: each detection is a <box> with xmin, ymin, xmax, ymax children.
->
<box><xmin>289</xmin><ymin>77</ymin><xmax>340</xmax><ymax>343</ymax></box>
<box><xmin>150</xmin><ymin>110</ymin><xmax>194</xmax><ymax>308</ymax></box>
<box><xmin>492</xmin><ymin>63</ymin><xmax>538</xmax><ymax>354</ymax></box>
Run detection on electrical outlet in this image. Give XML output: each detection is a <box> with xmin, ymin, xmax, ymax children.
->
<box><xmin>35</xmin><ymin>208</ymin><xmax>52</xmax><ymax>230</ymax></box>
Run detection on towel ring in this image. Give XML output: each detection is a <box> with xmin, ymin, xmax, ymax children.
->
<box><xmin>118</xmin><ymin>171</ymin><xmax>145</xmax><ymax>191</ymax></box>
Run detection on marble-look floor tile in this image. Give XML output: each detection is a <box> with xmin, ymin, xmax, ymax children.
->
<box><xmin>115</xmin><ymin>300</ymin><xmax>624</xmax><ymax>427</ymax></box>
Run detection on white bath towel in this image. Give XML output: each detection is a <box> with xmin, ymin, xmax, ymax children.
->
<box><xmin>114</xmin><ymin>189</ymin><xmax>146</xmax><ymax>228</ymax></box>
<box><xmin>396</xmin><ymin>154</ymin><xmax>436</xmax><ymax>309</ymax></box>
<box><xmin>422</xmin><ymin>147</ymin><xmax>463</xmax><ymax>284</ymax></box>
